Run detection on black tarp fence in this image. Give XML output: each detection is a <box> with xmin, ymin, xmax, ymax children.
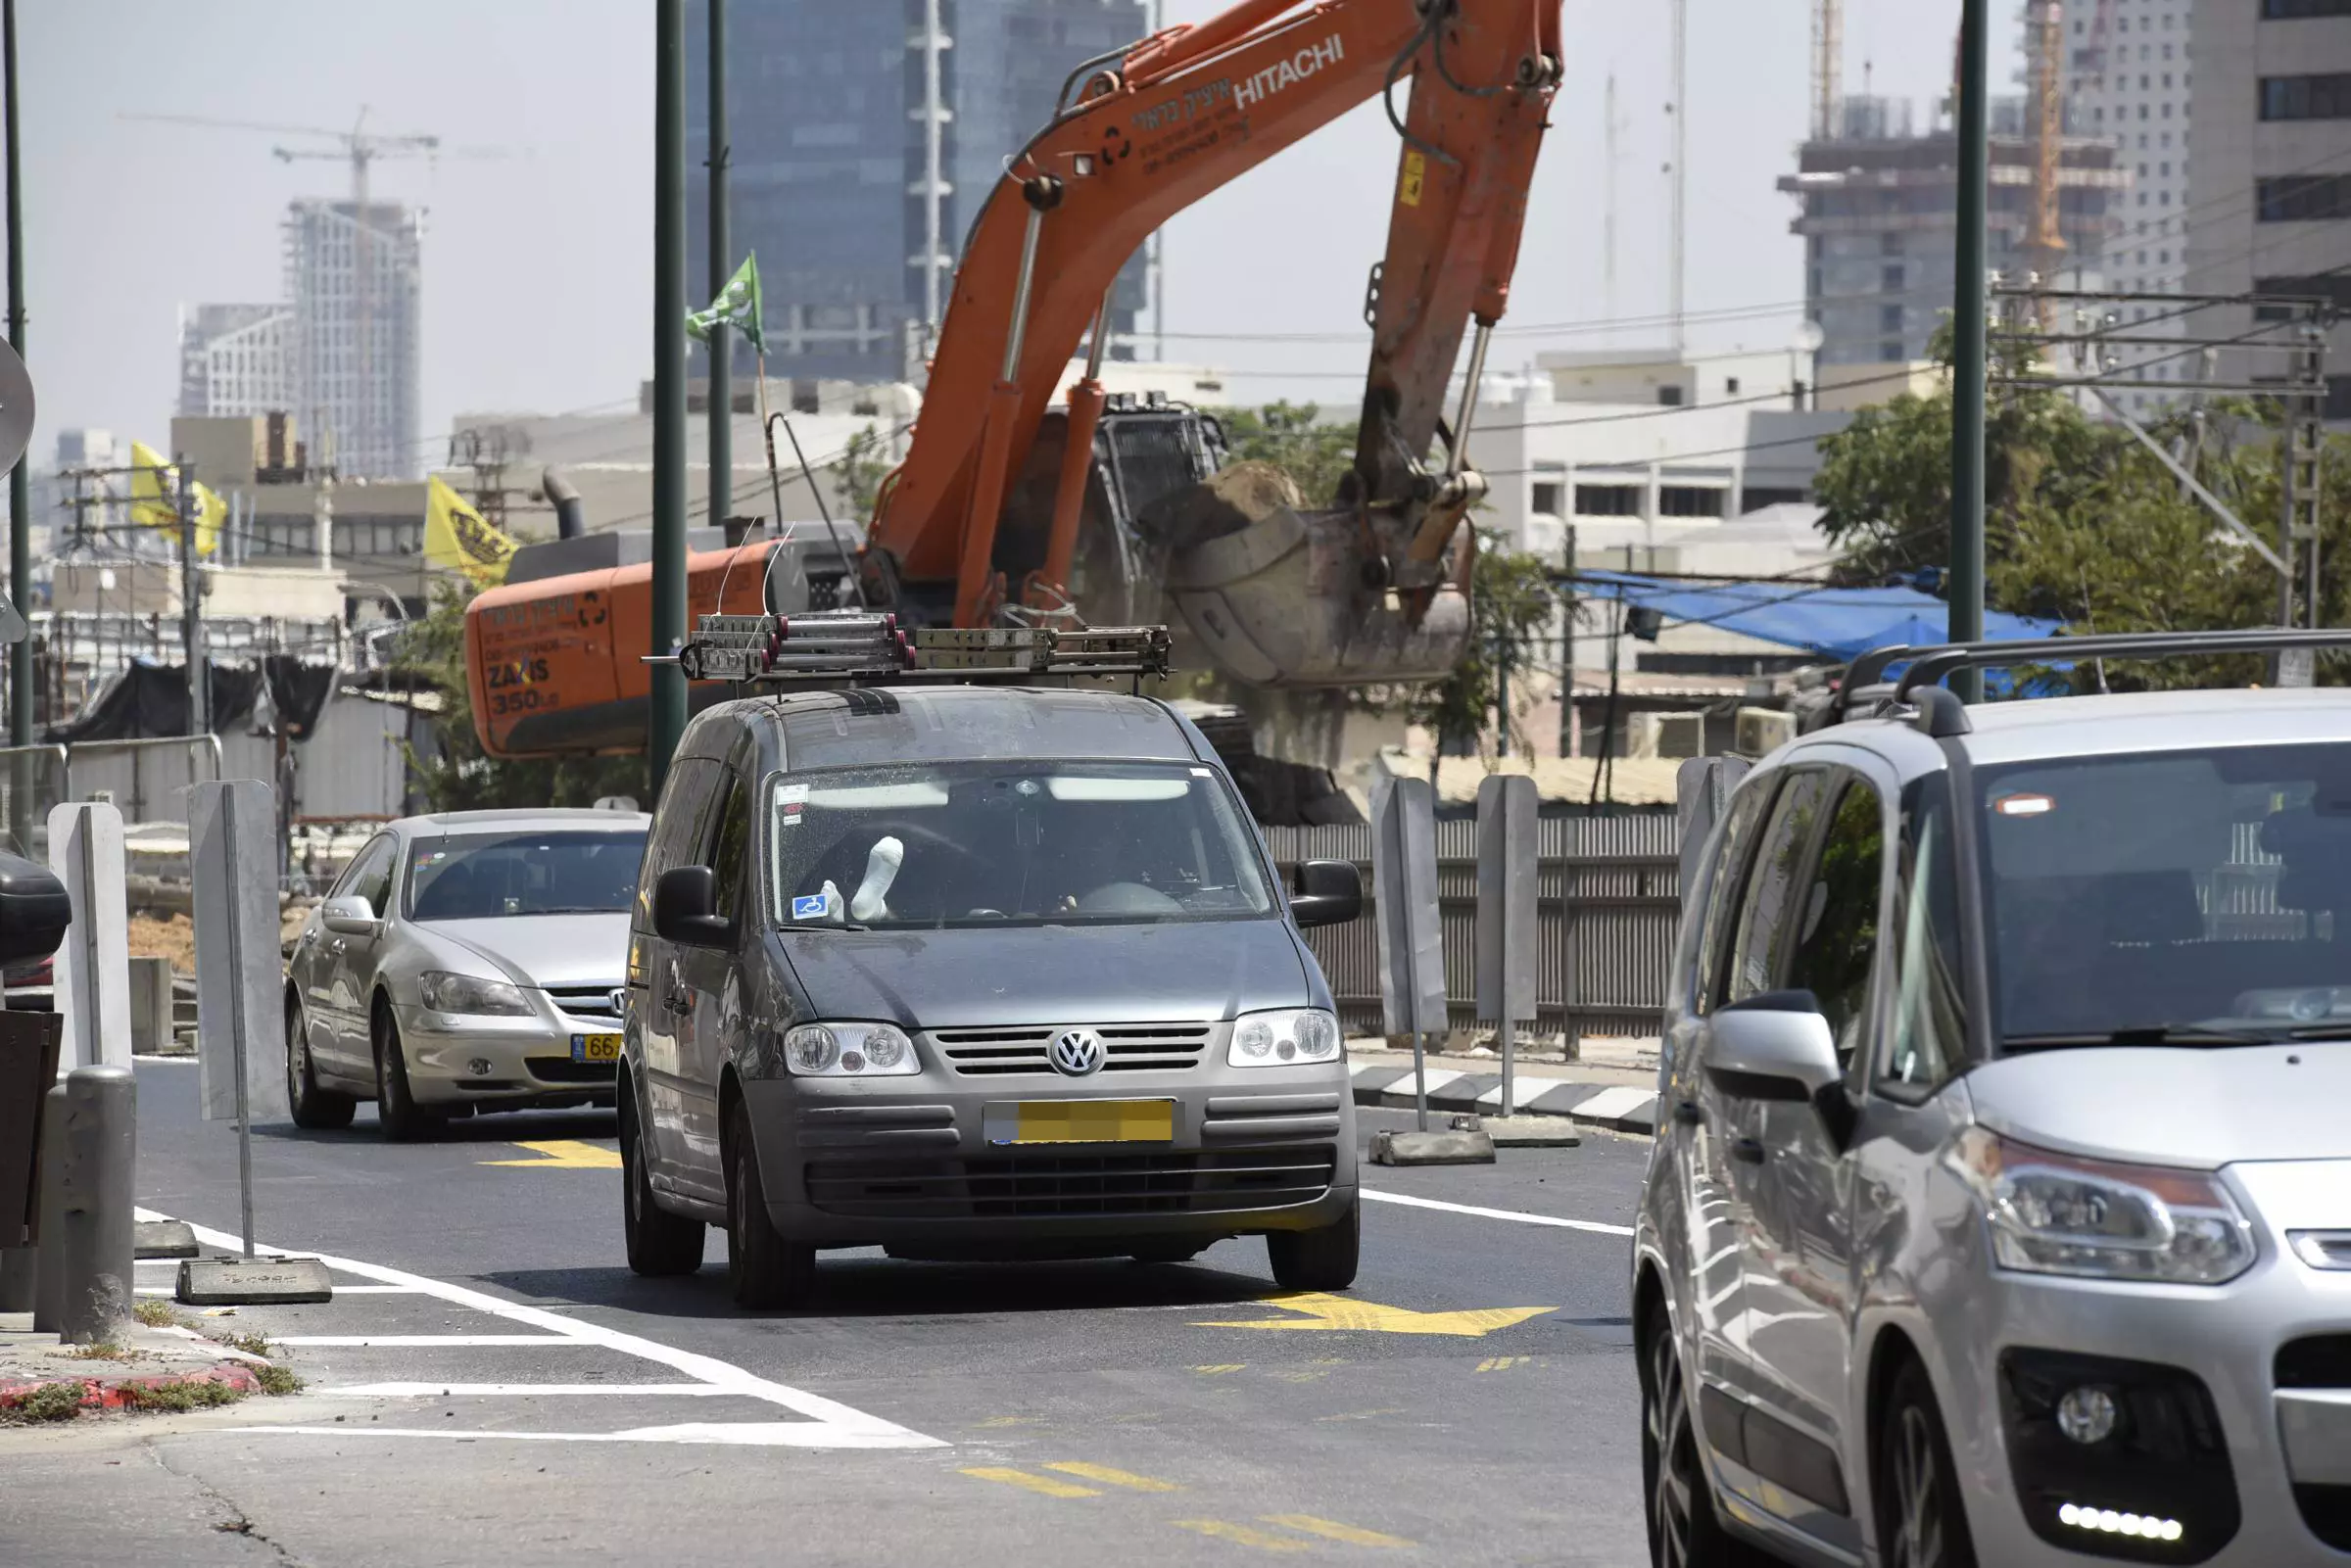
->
<box><xmin>45</xmin><ymin>657</ymin><xmax>339</xmax><ymax>744</ymax></box>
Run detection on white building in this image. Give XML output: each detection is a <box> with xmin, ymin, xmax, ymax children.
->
<box><xmin>177</xmin><ymin>304</ymin><xmax>296</xmax><ymax>420</ymax></box>
<box><xmin>285</xmin><ymin>199</ymin><xmax>424</xmax><ymax>481</ymax></box>
<box><xmin>2186</xmin><ymin>0</ymin><xmax>2351</xmax><ymax>420</ymax></box>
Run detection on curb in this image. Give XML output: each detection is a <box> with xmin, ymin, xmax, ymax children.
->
<box><xmin>1348</xmin><ymin>1062</ymin><xmax>1659</xmax><ymax>1135</ymax></box>
<box><xmin>0</xmin><ymin>1360</ymin><xmax>262</xmax><ymax>1415</ymax></box>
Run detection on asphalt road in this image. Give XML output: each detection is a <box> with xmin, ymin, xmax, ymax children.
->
<box><xmin>1</xmin><ymin>1061</ymin><xmax>1656</xmax><ymax>1568</ymax></box>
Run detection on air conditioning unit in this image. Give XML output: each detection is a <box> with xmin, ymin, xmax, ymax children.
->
<box><xmin>1626</xmin><ymin>711</ymin><xmax>1705</xmax><ymax>759</ymax></box>
<box><xmin>1735</xmin><ymin>706</ymin><xmax>1798</xmax><ymax>758</ymax></box>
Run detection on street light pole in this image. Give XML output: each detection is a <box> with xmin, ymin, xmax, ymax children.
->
<box><xmin>705</xmin><ymin>0</ymin><xmax>731</xmax><ymax>533</ymax></box>
<box><xmin>1949</xmin><ymin>0</ymin><xmax>1991</xmax><ymax>703</ymax></box>
<box><xmin>4</xmin><ymin>0</ymin><xmax>29</xmax><ymax>747</ymax></box>
<box><xmin>650</xmin><ymin>0</ymin><xmax>689</xmax><ymax>789</ymax></box>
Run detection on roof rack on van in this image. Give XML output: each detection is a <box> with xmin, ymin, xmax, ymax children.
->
<box><xmin>1829</xmin><ymin>628</ymin><xmax>2351</xmax><ymax>735</ymax></box>
<box><xmin>648</xmin><ymin>610</ymin><xmax>1173</xmax><ymax>688</ymax></box>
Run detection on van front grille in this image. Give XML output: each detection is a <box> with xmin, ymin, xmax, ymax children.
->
<box><xmin>803</xmin><ymin>1147</ymin><xmax>1334</xmax><ymax>1220</ymax></box>
<box><xmin>931</xmin><ymin>1022</ymin><xmax>1214</xmax><ymax>1076</ymax></box>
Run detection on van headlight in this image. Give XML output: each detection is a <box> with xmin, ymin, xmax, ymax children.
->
<box><xmin>1228</xmin><ymin>1008</ymin><xmax>1341</xmax><ymax>1067</ymax></box>
<box><xmin>781</xmin><ymin>1022</ymin><xmax>918</xmax><ymax>1077</ymax></box>
<box><xmin>1950</xmin><ymin>1127</ymin><xmax>2256</xmax><ymax>1285</ymax></box>
<box><xmin>416</xmin><ymin>971</ymin><xmax>532</xmax><ymax>1017</ymax></box>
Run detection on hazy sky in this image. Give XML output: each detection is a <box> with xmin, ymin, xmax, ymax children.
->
<box><xmin>18</xmin><ymin>2</ymin><xmax>2017</xmax><ymax>460</ymax></box>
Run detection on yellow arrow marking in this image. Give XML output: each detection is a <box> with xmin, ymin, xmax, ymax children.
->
<box><xmin>480</xmin><ymin>1140</ymin><xmax>622</xmax><ymax>1169</ymax></box>
<box><xmin>1263</xmin><ymin>1515</ymin><xmax>1416</xmax><ymax>1548</ymax></box>
<box><xmin>961</xmin><ymin>1467</ymin><xmax>1101</xmax><ymax>1499</ymax></box>
<box><xmin>1172</xmin><ymin>1521</ymin><xmax>1309</xmax><ymax>1552</ymax></box>
<box><xmin>1191</xmin><ymin>1364</ymin><xmax>1246</xmax><ymax>1376</ymax></box>
<box><xmin>1043</xmin><ymin>1461</ymin><xmax>1181</xmax><ymax>1493</ymax></box>
<box><xmin>1196</xmin><ymin>1292</ymin><xmax>1554</xmax><ymax>1338</ymax></box>
<box><xmin>1474</xmin><ymin>1355</ymin><xmax>1534</xmax><ymax>1373</ymax></box>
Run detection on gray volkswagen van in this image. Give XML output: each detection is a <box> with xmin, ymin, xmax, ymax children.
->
<box><xmin>618</xmin><ymin>682</ymin><xmax>1365</xmax><ymax>1308</ymax></box>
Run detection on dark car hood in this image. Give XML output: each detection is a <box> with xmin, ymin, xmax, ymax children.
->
<box><xmin>777</xmin><ymin>919</ymin><xmax>1313</xmax><ymax>1028</ymax></box>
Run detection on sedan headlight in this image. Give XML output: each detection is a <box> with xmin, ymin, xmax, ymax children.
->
<box><xmin>1227</xmin><ymin>1008</ymin><xmax>1341</xmax><ymax>1068</ymax></box>
<box><xmin>1950</xmin><ymin>1127</ymin><xmax>2256</xmax><ymax>1285</ymax></box>
<box><xmin>416</xmin><ymin>971</ymin><xmax>533</xmax><ymax>1017</ymax></box>
<box><xmin>780</xmin><ymin>1022</ymin><xmax>918</xmax><ymax>1077</ymax></box>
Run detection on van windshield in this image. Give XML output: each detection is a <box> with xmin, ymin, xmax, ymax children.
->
<box><xmin>766</xmin><ymin>761</ymin><xmax>1274</xmax><ymax>929</ymax></box>
<box><xmin>1980</xmin><ymin>742</ymin><xmax>2351</xmax><ymax>1045</ymax></box>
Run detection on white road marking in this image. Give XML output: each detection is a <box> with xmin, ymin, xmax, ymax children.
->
<box><xmin>136</xmin><ymin>1208</ymin><xmax>943</xmax><ymax>1450</ymax></box>
<box><xmin>326</xmin><ymin>1383</ymin><xmax>739</xmax><ymax>1398</ymax></box>
<box><xmin>231</xmin><ymin>1423</ymin><xmax>931</xmax><ymax>1449</ymax></box>
<box><xmin>1362</xmin><ymin>1188</ymin><xmax>1635</xmax><ymax>1238</ymax></box>
<box><xmin>271</xmin><ymin>1335</ymin><xmax>588</xmax><ymax>1348</ymax></box>
<box><xmin>1563</xmin><ymin>1085</ymin><xmax>1655</xmax><ymax>1122</ymax></box>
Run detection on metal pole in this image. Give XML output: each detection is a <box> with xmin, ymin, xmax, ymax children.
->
<box><xmin>1412</xmin><ymin>1029</ymin><xmax>1428</xmax><ymax>1133</ymax></box>
<box><xmin>177</xmin><ymin>457</ymin><xmax>207</xmax><ymax>736</ymax></box>
<box><xmin>223</xmin><ymin>792</ymin><xmax>255</xmax><ymax>1258</ymax></box>
<box><xmin>1948</xmin><ymin>0</ymin><xmax>1990</xmax><ymax>703</ymax></box>
<box><xmin>57</xmin><ymin>1065</ymin><xmax>133</xmax><ymax>1345</ymax></box>
<box><xmin>1667</xmin><ymin>0</ymin><xmax>1686</xmax><ymax>355</ymax></box>
<box><xmin>649</xmin><ymin>0</ymin><xmax>689</xmax><ymax>791</ymax></box>
<box><xmin>3</xmin><ymin>0</ymin><xmax>26</xmax><ymax>751</ymax></box>
<box><xmin>705</xmin><ymin>0</ymin><xmax>732</xmax><ymax>531</ymax></box>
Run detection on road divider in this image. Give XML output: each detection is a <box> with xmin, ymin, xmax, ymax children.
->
<box><xmin>1348</xmin><ymin>1061</ymin><xmax>1657</xmax><ymax>1134</ymax></box>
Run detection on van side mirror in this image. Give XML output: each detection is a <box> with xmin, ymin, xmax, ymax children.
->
<box><xmin>653</xmin><ymin>865</ymin><xmax>733</xmax><ymax>947</ymax></box>
<box><xmin>320</xmin><ymin>895</ymin><xmax>377</xmax><ymax>935</ymax></box>
<box><xmin>1706</xmin><ymin>990</ymin><xmax>1843</xmax><ymax>1101</ymax></box>
<box><xmin>1289</xmin><ymin>859</ymin><xmax>1362</xmax><ymax>929</ymax></box>
<box><xmin>0</xmin><ymin>852</ymin><xmax>71</xmax><ymax>967</ymax></box>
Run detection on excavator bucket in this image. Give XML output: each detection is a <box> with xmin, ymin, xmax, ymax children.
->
<box><xmin>1143</xmin><ymin>463</ymin><xmax>1470</xmax><ymax>689</ymax></box>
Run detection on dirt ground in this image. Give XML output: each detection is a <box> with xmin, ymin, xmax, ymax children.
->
<box><xmin>126</xmin><ymin>915</ymin><xmax>197</xmax><ymax>976</ymax></box>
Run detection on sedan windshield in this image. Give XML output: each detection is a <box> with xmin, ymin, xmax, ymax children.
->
<box><xmin>1981</xmin><ymin>742</ymin><xmax>2351</xmax><ymax>1043</ymax></box>
<box><xmin>406</xmin><ymin>830</ymin><xmax>647</xmax><ymax>921</ymax></box>
<box><xmin>767</xmin><ymin>761</ymin><xmax>1274</xmax><ymax>929</ymax></box>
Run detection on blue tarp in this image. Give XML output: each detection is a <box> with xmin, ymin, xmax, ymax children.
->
<box><xmin>1577</xmin><ymin>571</ymin><xmax>2060</xmax><ymax>664</ymax></box>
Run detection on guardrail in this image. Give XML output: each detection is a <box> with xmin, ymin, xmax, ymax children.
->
<box><xmin>1264</xmin><ymin>815</ymin><xmax>1681</xmax><ymax>1044</ymax></box>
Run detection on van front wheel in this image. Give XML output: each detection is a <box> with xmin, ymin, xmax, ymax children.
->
<box><xmin>725</xmin><ymin>1102</ymin><xmax>815</xmax><ymax>1310</ymax></box>
<box><xmin>1267</xmin><ymin>1201</ymin><xmax>1359</xmax><ymax>1291</ymax></box>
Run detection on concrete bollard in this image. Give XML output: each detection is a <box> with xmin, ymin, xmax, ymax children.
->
<box><xmin>29</xmin><ymin>1079</ymin><xmax>65</xmax><ymax>1332</ymax></box>
<box><xmin>56</xmin><ymin>1066</ymin><xmax>135</xmax><ymax>1346</ymax></box>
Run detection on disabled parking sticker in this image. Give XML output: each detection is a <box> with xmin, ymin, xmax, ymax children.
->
<box><xmin>792</xmin><ymin>891</ymin><xmax>831</xmax><ymax>921</ymax></box>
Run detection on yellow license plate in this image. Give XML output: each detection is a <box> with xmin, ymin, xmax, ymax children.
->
<box><xmin>986</xmin><ymin>1099</ymin><xmax>1176</xmax><ymax>1146</ymax></box>
<box><xmin>570</xmin><ymin>1033</ymin><xmax>622</xmax><ymax>1063</ymax></box>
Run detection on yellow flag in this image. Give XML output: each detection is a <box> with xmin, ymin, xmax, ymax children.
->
<box><xmin>129</xmin><ymin>440</ymin><xmax>226</xmax><ymax>557</ymax></box>
<box><xmin>425</xmin><ymin>475</ymin><xmax>517</xmax><ymax>587</ymax></box>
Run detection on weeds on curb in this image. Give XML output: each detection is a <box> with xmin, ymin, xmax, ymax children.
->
<box><xmin>254</xmin><ymin>1364</ymin><xmax>304</xmax><ymax>1397</ymax></box>
<box><xmin>216</xmin><ymin>1331</ymin><xmax>275</xmax><ymax>1358</ymax></box>
<box><xmin>3</xmin><ymin>1383</ymin><xmax>89</xmax><ymax>1423</ymax></box>
<box><xmin>133</xmin><ymin>1300</ymin><xmax>183</xmax><ymax>1329</ymax></box>
<box><xmin>117</xmin><ymin>1380</ymin><xmax>246</xmax><ymax>1414</ymax></box>
<box><xmin>65</xmin><ymin>1342</ymin><xmax>134</xmax><ymax>1362</ymax></box>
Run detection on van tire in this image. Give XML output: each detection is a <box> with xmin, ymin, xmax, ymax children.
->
<box><xmin>1873</xmin><ymin>1358</ymin><xmax>1977</xmax><ymax>1568</ymax></box>
<box><xmin>726</xmin><ymin>1102</ymin><xmax>815</xmax><ymax>1309</ymax></box>
<box><xmin>622</xmin><ymin>1089</ymin><xmax>704</xmax><ymax>1277</ymax></box>
<box><xmin>1267</xmin><ymin>1201</ymin><xmax>1359</xmax><ymax>1291</ymax></box>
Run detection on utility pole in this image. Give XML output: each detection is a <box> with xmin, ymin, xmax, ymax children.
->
<box><xmin>1665</xmin><ymin>0</ymin><xmax>1687</xmax><ymax>356</ymax></box>
<box><xmin>705</xmin><ymin>0</ymin><xmax>732</xmax><ymax>531</ymax></box>
<box><xmin>177</xmin><ymin>457</ymin><xmax>207</xmax><ymax>737</ymax></box>
<box><xmin>650</xmin><ymin>0</ymin><xmax>688</xmax><ymax>787</ymax></box>
<box><xmin>1948</xmin><ymin>0</ymin><xmax>1991</xmax><ymax>702</ymax></box>
<box><xmin>4</xmin><ymin>0</ymin><xmax>27</xmax><ymax>748</ymax></box>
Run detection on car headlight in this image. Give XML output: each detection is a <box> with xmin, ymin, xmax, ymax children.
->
<box><xmin>1950</xmin><ymin>1127</ymin><xmax>2256</xmax><ymax>1285</ymax></box>
<box><xmin>1227</xmin><ymin>1008</ymin><xmax>1341</xmax><ymax>1068</ymax></box>
<box><xmin>416</xmin><ymin>971</ymin><xmax>533</xmax><ymax>1017</ymax></box>
<box><xmin>780</xmin><ymin>1022</ymin><xmax>918</xmax><ymax>1077</ymax></box>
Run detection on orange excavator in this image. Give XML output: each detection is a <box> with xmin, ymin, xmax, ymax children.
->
<box><xmin>466</xmin><ymin>0</ymin><xmax>1562</xmax><ymax>761</ymax></box>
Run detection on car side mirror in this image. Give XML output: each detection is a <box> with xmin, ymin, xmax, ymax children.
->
<box><xmin>1706</xmin><ymin>989</ymin><xmax>1844</xmax><ymax>1102</ymax></box>
<box><xmin>1289</xmin><ymin>859</ymin><xmax>1363</xmax><ymax>929</ymax></box>
<box><xmin>653</xmin><ymin>865</ymin><xmax>733</xmax><ymax>948</ymax></box>
<box><xmin>320</xmin><ymin>895</ymin><xmax>377</xmax><ymax>935</ymax></box>
<box><xmin>0</xmin><ymin>851</ymin><xmax>71</xmax><ymax>967</ymax></box>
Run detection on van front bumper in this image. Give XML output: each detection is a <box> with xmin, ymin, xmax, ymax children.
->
<box><xmin>738</xmin><ymin>1065</ymin><xmax>1358</xmax><ymax>1253</ymax></box>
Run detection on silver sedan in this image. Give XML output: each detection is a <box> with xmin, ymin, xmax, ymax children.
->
<box><xmin>282</xmin><ymin>807</ymin><xmax>648</xmax><ymax>1139</ymax></box>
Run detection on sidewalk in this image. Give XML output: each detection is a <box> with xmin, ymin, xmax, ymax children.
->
<box><xmin>1343</xmin><ymin>1036</ymin><xmax>1663</xmax><ymax>1135</ymax></box>
<box><xmin>0</xmin><ymin>1312</ymin><xmax>292</xmax><ymax>1421</ymax></box>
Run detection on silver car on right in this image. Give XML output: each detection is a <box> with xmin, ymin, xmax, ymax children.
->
<box><xmin>1635</xmin><ymin>632</ymin><xmax>2351</xmax><ymax>1568</ymax></box>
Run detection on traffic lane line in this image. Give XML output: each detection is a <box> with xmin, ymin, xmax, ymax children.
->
<box><xmin>1361</xmin><ymin>1187</ymin><xmax>1634</xmax><ymax>1237</ymax></box>
<box><xmin>137</xmin><ymin>1207</ymin><xmax>943</xmax><ymax>1449</ymax></box>
<box><xmin>324</xmin><ymin>1383</ymin><xmax>740</xmax><ymax>1397</ymax></box>
<box><xmin>1042</xmin><ymin>1460</ymin><xmax>1183</xmax><ymax>1492</ymax></box>
<box><xmin>961</xmin><ymin>1466</ymin><xmax>1105</xmax><ymax>1498</ymax></box>
<box><xmin>1262</xmin><ymin>1514</ymin><xmax>1415</xmax><ymax>1547</ymax></box>
<box><xmin>1171</xmin><ymin>1519</ymin><xmax>1311</xmax><ymax>1552</ymax></box>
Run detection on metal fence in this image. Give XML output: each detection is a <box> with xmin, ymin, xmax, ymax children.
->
<box><xmin>1263</xmin><ymin>815</ymin><xmax>1682</xmax><ymax>1041</ymax></box>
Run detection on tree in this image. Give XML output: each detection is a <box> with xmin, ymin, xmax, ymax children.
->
<box><xmin>398</xmin><ymin>582</ymin><xmax>649</xmax><ymax>812</ymax></box>
<box><xmin>1212</xmin><ymin>400</ymin><xmax>1357</xmax><ymax>505</ymax></box>
<box><xmin>838</xmin><ymin>423</ymin><xmax>893</xmax><ymax>523</ymax></box>
<box><xmin>1405</xmin><ymin>532</ymin><xmax>1557</xmax><ymax>761</ymax></box>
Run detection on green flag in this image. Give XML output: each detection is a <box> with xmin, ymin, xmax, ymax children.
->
<box><xmin>687</xmin><ymin>253</ymin><xmax>765</xmax><ymax>354</ymax></box>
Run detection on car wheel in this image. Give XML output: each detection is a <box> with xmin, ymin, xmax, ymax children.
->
<box><xmin>1640</xmin><ymin>1308</ymin><xmax>1760</xmax><ymax>1568</ymax></box>
<box><xmin>372</xmin><ymin>1004</ymin><xmax>442</xmax><ymax>1143</ymax></box>
<box><xmin>285</xmin><ymin>1000</ymin><xmax>355</xmax><ymax>1130</ymax></box>
<box><xmin>621</xmin><ymin>1086</ymin><xmax>704</xmax><ymax>1276</ymax></box>
<box><xmin>725</xmin><ymin>1101</ymin><xmax>814</xmax><ymax>1309</ymax></box>
<box><xmin>1266</xmin><ymin>1201</ymin><xmax>1359</xmax><ymax>1291</ymax></box>
<box><xmin>1875</xmin><ymin>1359</ymin><xmax>1978</xmax><ymax>1568</ymax></box>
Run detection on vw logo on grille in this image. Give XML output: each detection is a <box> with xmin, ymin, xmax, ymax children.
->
<box><xmin>1049</xmin><ymin>1027</ymin><xmax>1104</xmax><ymax>1077</ymax></box>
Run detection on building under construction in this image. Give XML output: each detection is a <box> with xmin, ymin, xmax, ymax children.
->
<box><xmin>282</xmin><ymin>198</ymin><xmax>423</xmax><ymax>481</ymax></box>
<box><xmin>1781</xmin><ymin>94</ymin><xmax>2126</xmax><ymax>368</ymax></box>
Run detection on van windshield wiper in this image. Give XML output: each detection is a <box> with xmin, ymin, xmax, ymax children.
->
<box><xmin>775</xmin><ymin>920</ymin><xmax>872</xmax><ymax>933</ymax></box>
<box><xmin>2002</xmin><ymin>1025</ymin><xmax>2282</xmax><ymax>1050</ymax></box>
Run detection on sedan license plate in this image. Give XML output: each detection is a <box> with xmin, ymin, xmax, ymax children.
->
<box><xmin>570</xmin><ymin>1032</ymin><xmax>622</xmax><ymax>1064</ymax></box>
<box><xmin>984</xmin><ymin>1099</ymin><xmax>1176</xmax><ymax>1146</ymax></box>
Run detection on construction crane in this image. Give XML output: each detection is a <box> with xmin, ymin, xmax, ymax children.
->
<box><xmin>462</xmin><ymin>0</ymin><xmax>1564</xmax><ymax>761</ymax></box>
<box><xmin>2026</xmin><ymin>0</ymin><xmax>2068</xmax><ymax>325</ymax></box>
<box><xmin>120</xmin><ymin>111</ymin><xmax>453</xmax><ymax>472</ymax></box>
<box><xmin>1809</xmin><ymin>0</ymin><xmax>1843</xmax><ymax>140</ymax></box>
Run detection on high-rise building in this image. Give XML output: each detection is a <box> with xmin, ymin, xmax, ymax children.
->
<box><xmin>688</xmin><ymin>0</ymin><xmax>1153</xmax><ymax>385</ymax></box>
<box><xmin>177</xmin><ymin>304</ymin><xmax>296</xmax><ymax>421</ymax></box>
<box><xmin>1779</xmin><ymin>95</ymin><xmax>2125</xmax><ymax>369</ymax></box>
<box><xmin>2067</xmin><ymin>0</ymin><xmax>2195</xmax><ymax>300</ymax></box>
<box><xmin>2186</xmin><ymin>0</ymin><xmax>2351</xmax><ymax>419</ymax></box>
<box><xmin>282</xmin><ymin>198</ymin><xmax>424</xmax><ymax>479</ymax></box>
